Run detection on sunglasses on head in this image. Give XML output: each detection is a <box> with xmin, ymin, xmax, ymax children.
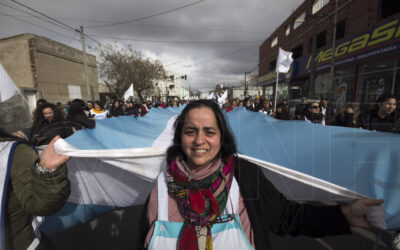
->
<box><xmin>310</xmin><ymin>105</ymin><xmax>320</xmax><ymax>109</ymax></box>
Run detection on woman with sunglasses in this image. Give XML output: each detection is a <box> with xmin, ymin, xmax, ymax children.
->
<box><xmin>303</xmin><ymin>101</ymin><xmax>325</xmax><ymax>125</ymax></box>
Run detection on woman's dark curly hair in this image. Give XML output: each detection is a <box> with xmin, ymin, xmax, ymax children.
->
<box><xmin>166</xmin><ymin>99</ymin><xmax>237</xmax><ymax>164</ymax></box>
<box><xmin>67</xmin><ymin>99</ymin><xmax>86</xmax><ymax>118</ymax></box>
<box><xmin>33</xmin><ymin>103</ymin><xmax>65</xmax><ymax>125</ymax></box>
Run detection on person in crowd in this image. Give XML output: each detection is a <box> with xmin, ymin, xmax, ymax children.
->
<box><xmin>159</xmin><ymin>102</ymin><xmax>167</xmax><ymax>109</ymax></box>
<box><xmin>221</xmin><ymin>98</ymin><xmax>230</xmax><ymax>111</ymax></box>
<box><xmin>295</xmin><ymin>97</ymin><xmax>307</xmax><ymax>120</ymax></box>
<box><xmin>1</xmin><ymin>129</ymin><xmax>71</xmax><ymax>250</ymax></box>
<box><xmin>146</xmin><ymin>100</ymin><xmax>153</xmax><ymax>110</ymax></box>
<box><xmin>125</xmin><ymin>101</ymin><xmax>139</xmax><ymax>117</ymax></box>
<box><xmin>67</xmin><ymin>99</ymin><xmax>95</xmax><ymax>130</ymax></box>
<box><xmin>172</xmin><ymin>100</ymin><xmax>179</xmax><ymax>107</ymax></box>
<box><xmin>254</xmin><ymin>97</ymin><xmax>262</xmax><ymax>111</ymax></box>
<box><xmin>335</xmin><ymin>103</ymin><xmax>357</xmax><ymax>128</ymax></box>
<box><xmin>238</xmin><ymin>100</ymin><xmax>244</xmax><ymax>107</ymax></box>
<box><xmin>56</xmin><ymin>102</ymin><xmax>66</xmax><ymax>117</ymax></box>
<box><xmin>141</xmin><ymin>102</ymin><xmax>149</xmax><ymax>117</ymax></box>
<box><xmin>320</xmin><ymin>98</ymin><xmax>335</xmax><ymax>125</ymax></box>
<box><xmin>110</xmin><ymin>100</ymin><xmax>124</xmax><ymax>117</ymax></box>
<box><xmin>30</xmin><ymin>103</ymin><xmax>73</xmax><ymax>146</ymax></box>
<box><xmin>89</xmin><ymin>101</ymin><xmax>110</xmax><ymax>120</ymax></box>
<box><xmin>244</xmin><ymin>98</ymin><xmax>254</xmax><ymax>111</ymax></box>
<box><xmin>276</xmin><ymin>99</ymin><xmax>291</xmax><ymax>120</ymax></box>
<box><xmin>259</xmin><ymin>98</ymin><xmax>274</xmax><ymax>116</ymax></box>
<box><xmin>303</xmin><ymin>101</ymin><xmax>325</xmax><ymax>125</ymax></box>
<box><xmin>32</xmin><ymin>98</ymin><xmax>47</xmax><ymax>122</ymax></box>
<box><xmin>83</xmin><ymin>101</ymin><xmax>93</xmax><ymax>117</ymax></box>
<box><xmin>356</xmin><ymin>93</ymin><xmax>399</xmax><ymax>133</ymax></box>
<box><xmin>138</xmin><ymin>99</ymin><xmax>383</xmax><ymax>250</ymax></box>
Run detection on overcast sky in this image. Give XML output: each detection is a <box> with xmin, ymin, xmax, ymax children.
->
<box><xmin>0</xmin><ymin>0</ymin><xmax>304</xmax><ymax>92</ymax></box>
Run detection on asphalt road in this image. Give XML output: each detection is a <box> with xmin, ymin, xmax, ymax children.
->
<box><xmin>49</xmin><ymin>205</ymin><xmax>396</xmax><ymax>250</ymax></box>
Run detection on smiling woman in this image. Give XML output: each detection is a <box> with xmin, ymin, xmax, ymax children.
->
<box><xmin>138</xmin><ymin>99</ymin><xmax>384</xmax><ymax>250</ymax></box>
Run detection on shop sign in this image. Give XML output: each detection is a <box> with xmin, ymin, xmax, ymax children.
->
<box><xmin>257</xmin><ymin>65</ymin><xmax>294</xmax><ymax>85</ymax></box>
<box><xmin>296</xmin><ymin>17</ymin><xmax>400</xmax><ymax>76</ymax></box>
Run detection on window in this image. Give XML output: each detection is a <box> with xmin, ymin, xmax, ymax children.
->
<box><xmin>307</xmin><ymin>30</ymin><xmax>326</xmax><ymax>52</ymax></box>
<box><xmin>285</xmin><ymin>24</ymin><xmax>291</xmax><ymax>36</ymax></box>
<box><xmin>292</xmin><ymin>44</ymin><xmax>303</xmax><ymax>59</ymax></box>
<box><xmin>335</xmin><ymin>19</ymin><xmax>345</xmax><ymax>40</ymax></box>
<box><xmin>68</xmin><ymin>85</ymin><xmax>81</xmax><ymax>99</ymax></box>
<box><xmin>312</xmin><ymin>0</ymin><xmax>329</xmax><ymax>14</ymax></box>
<box><xmin>271</xmin><ymin>36</ymin><xmax>278</xmax><ymax>47</ymax></box>
<box><xmin>270</xmin><ymin>60</ymin><xmax>277</xmax><ymax>71</ymax></box>
<box><xmin>294</xmin><ymin>12</ymin><xmax>306</xmax><ymax>29</ymax></box>
<box><xmin>317</xmin><ymin>30</ymin><xmax>327</xmax><ymax>48</ymax></box>
<box><xmin>380</xmin><ymin>0</ymin><xmax>400</xmax><ymax>19</ymax></box>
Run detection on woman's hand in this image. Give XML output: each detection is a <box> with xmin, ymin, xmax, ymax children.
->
<box><xmin>39</xmin><ymin>135</ymin><xmax>70</xmax><ymax>169</ymax></box>
<box><xmin>340</xmin><ymin>199</ymin><xmax>384</xmax><ymax>229</ymax></box>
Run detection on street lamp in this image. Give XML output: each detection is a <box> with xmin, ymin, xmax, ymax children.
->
<box><xmin>244</xmin><ymin>72</ymin><xmax>250</xmax><ymax>98</ymax></box>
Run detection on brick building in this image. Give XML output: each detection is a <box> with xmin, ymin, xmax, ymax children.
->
<box><xmin>258</xmin><ymin>0</ymin><xmax>400</xmax><ymax>107</ymax></box>
<box><xmin>0</xmin><ymin>33</ymin><xmax>99</xmax><ymax>113</ymax></box>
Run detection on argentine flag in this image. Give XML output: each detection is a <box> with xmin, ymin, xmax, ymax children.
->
<box><xmin>40</xmin><ymin>106</ymin><xmax>400</xmax><ymax>236</ymax></box>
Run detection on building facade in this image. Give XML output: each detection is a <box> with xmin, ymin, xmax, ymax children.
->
<box><xmin>0</xmin><ymin>33</ymin><xmax>99</xmax><ymax>112</ymax></box>
<box><xmin>258</xmin><ymin>0</ymin><xmax>400</xmax><ymax>107</ymax></box>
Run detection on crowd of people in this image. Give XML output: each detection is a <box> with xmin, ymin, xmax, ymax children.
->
<box><xmin>12</xmin><ymin>93</ymin><xmax>400</xmax><ymax>148</ymax></box>
<box><xmin>18</xmin><ymin>93</ymin><xmax>400</xmax><ymax>147</ymax></box>
<box><xmin>220</xmin><ymin>94</ymin><xmax>400</xmax><ymax>133</ymax></box>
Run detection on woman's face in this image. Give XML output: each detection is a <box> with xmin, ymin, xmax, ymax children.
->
<box><xmin>181</xmin><ymin>107</ymin><xmax>221</xmax><ymax>172</ymax></box>
<box><xmin>94</xmin><ymin>103</ymin><xmax>100</xmax><ymax>109</ymax></box>
<box><xmin>308</xmin><ymin>102</ymin><xmax>320</xmax><ymax>114</ymax></box>
<box><xmin>378</xmin><ymin>98</ymin><xmax>396</xmax><ymax>115</ymax></box>
<box><xmin>114</xmin><ymin>101</ymin><xmax>120</xmax><ymax>107</ymax></box>
<box><xmin>42</xmin><ymin>107</ymin><xmax>54</xmax><ymax>121</ymax></box>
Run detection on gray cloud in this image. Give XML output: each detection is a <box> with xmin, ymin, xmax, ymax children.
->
<box><xmin>0</xmin><ymin>0</ymin><xmax>303</xmax><ymax>92</ymax></box>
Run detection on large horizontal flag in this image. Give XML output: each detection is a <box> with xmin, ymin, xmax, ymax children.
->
<box><xmin>40</xmin><ymin>106</ymin><xmax>400</xmax><ymax>236</ymax></box>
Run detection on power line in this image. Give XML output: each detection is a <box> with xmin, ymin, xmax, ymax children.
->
<box><xmin>0</xmin><ymin>2</ymin><xmax>74</xmax><ymax>33</ymax></box>
<box><xmin>85</xmin><ymin>0</ymin><xmax>206</xmax><ymax>28</ymax></box>
<box><xmin>0</xmin><ymin>10</ymin><xmax>80</xmax><ymax>41</ymax></box>
<box><xmin>10</xmin><ymin>0</ymin><xmax>79</xmax><ymax>32</ymax></box>
<box><xmin>0</xmin><ymin>14</ymin><xmax>267</xmax><ymax>35</ymax></box>
<box><xmin>85</xmin><ymin>34</ymin><xmax>263</xmax><ymax>45</ymax></box>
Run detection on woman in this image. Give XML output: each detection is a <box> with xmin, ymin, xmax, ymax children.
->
<box><xmin>303</xmin><ymin>101</ymin><xmax>325</xmax><ymax>125</ymax></box>
<box><xmin>139</xmin><ymin>100</ymin><xmax>382</xmax><ymax>250</ymax></box>
<box><xmin>125</xmin><ymin>101</ymin><xmax>139</xmax><ymax>117</ymax></box>
<box><xmin>110</xmin><ymin>100</ymin><xmax>124</xmax><ymax>117</ymax></box>
<box><xmin>1</xmin><ymin>128</ymin><xmax>70</xmax><ymax>250</ymax></box>
<box><xmin>30</xmin><ymin>103</ymin><xmax>73</xmax><ymax>146</ymax></box>
<box><xmin>275</xmin><ymin>99</ymin><xmax>291</xmax><ymax>120</ymax></box>
<box><xmin>89</xmin><ymin>101</ymin><xmax>110</xmax><ymax>120</ymax></box>
<box><xmin>67</xmin><ymin>99</ymin><xmax>95</xmax><ymax>130</ymax></box>
<box><xmin>335</xmin><ymin>103</ymin><xmax>357</xmax><ymax>128</ymax></box>
<box><xmin>356</xmin><ymin>94</ymin><xmax>399</xmax><ymax>133</ymax></box>
<box><xmin>259</xmin><ymin>99</ymin><xmax>274</xmax><ymax>116</ymax></box>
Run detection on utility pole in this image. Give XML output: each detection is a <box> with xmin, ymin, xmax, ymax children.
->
<box><xmin>329</xmin><ymin>0</ymin><xmax>339</xmax><ymax>101</ymax></box>
<box><xmin>309</xmin><ymin>16</ymin><xmax>318</xmax><ymax>99</ymax></box>
<box><xmin>80</xmin><ymin>26</ymin><xmax>92</xmax><ymax>100</ymax></box>
<box><xmin>244</xmin><ymin>72</ymin><xmax>250</xmax><ymax>98</ymax></box>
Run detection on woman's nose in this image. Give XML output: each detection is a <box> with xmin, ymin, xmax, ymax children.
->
<box><xmin>194</xmin><ymin>133</ymin><xmax>205</xmax><ymax>145</ymax></box>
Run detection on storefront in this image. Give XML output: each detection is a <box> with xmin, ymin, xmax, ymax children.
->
<box><xmin>293</xmin><ymin>16</ymin><xmax>400</xmax><ymax>106</ymax></box>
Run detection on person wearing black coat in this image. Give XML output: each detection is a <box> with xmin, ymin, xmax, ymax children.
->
<box><xmin>110</xmin><ymin>100</ymin><xmax>125</xmax><ymax>117</ymax></box>
<box><xmin>356</xmin><ymin>94</ymin><xmax>399</xmax><ymax>133</ymax></box>
<box><xmin>30</xmin><ymin>103</ymin><xmax>74</xmax><ymax>146</ymax></box>
<box><xmin>67</xmin><ymin>99</ymin><xmax>95</xmax><ymax>130</ymax></box>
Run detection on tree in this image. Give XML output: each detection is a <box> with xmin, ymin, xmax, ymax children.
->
<box><xmin>96</xmin><ymin>44</ymin><xmax>166</xmax><ymax>103</ymax></box>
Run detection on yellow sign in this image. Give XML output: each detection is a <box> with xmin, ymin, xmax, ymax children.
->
<box><xmin>306</xmin><ymin>18</ymin><xmax>400</xmax><ymax>69</ymax></box>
